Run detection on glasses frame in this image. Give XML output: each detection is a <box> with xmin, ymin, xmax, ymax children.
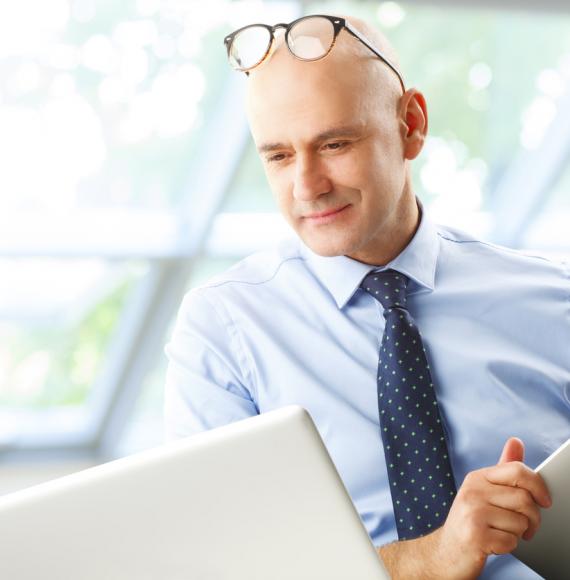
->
<box><xmin>224</xmin><ymin>14</ymin><xmax>406</xmax><ymax>93</ymax></box>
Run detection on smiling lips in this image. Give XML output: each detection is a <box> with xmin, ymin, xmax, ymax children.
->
<box><xmin>303</xmin><ymin>204</ymin><xmax>351</xmax><ymax>224</ymax></box>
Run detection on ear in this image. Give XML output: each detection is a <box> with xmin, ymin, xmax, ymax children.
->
<box><xmin>398</xmin><ymin>88</ymin><xmax>428</xmax><ymax>161</ymax></box>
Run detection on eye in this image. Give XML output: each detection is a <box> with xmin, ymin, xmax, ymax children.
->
<box><xmin>266</xmin><ymin>153</ymin><xmax>287</xmax><ymax>163</ymax></box>
<box><xmin>323</xmin><ymin>141</ymin><xmax>349</xmax><ymax>151</ymax></box>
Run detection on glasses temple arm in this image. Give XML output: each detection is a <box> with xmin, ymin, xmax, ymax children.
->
<box><xmin>343</xmin><ymin>23</ymin><xmax>406</xmax><ymax>93</ymax></box>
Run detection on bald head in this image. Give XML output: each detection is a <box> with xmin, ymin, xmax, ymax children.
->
<box><xmin>246</xmin><ymin>14</ymin><xmax>404</xmax><ymax>119</ymax></box>
<box><xmin>331</xmin><ymin>14</ymin><xmax>401</xmax><ymax>70</ymax></box>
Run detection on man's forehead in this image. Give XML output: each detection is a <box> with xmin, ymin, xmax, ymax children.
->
<box><xmin>246</xmin><ymin>54</ymin><xmax>368</xmax><ymax>132</ymax></box>
<box><xmin>255</xmin><ymin>123</ymin><xmax>366</xmax><ymax>153</ymax></box>
<box><xmin>247</xmin><ymin>75</ymin><xmax>374</xmax><ymax>154</ymax></box>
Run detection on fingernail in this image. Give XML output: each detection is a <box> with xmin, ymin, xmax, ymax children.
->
<box><xmin>544</xmin><ymin>495</ymin><xmax>552</xmax><ymax>507</ymax></box>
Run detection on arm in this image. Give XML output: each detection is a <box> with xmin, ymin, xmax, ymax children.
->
<box><xmin>377</xmin><ymin>437</ymin><xmax>552</xmax><ymax>580</ymax></box>
<box><xmin>164</xmin><ymin>288</ymin><xmax>259</xmax><ymax>441</ymax></box>
<box><xmin>378</xmin><ymin>532</ymin><xmax>441</xmax><ymax>579</ymax></box>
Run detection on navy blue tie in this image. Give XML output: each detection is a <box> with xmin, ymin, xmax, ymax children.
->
<box><xmin>361</xmin><ymin>269</ymin><xmax>457</xmax><ymax>540</ymax></box>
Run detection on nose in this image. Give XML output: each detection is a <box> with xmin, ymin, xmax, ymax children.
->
<box><xmin>292</xmin><ymin>154</ymin><xmax>332</xmax><ymax>202</ymax></box>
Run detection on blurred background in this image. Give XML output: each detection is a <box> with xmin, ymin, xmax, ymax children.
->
<box><xmin>1</xmin><ymin>0</ymin><xmax>569</xmax><ymax>494</ymax></box>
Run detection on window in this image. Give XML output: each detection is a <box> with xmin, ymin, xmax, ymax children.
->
<box><xmin>1</xmin><ymin>0</ymin><xmax>568</xmax><ymax>464</ymax></box>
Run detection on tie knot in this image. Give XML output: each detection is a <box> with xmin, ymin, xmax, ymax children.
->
<box><xmin>360</xmin><ymin>269</ymin><xmax>408</xmax><ymax>311</ymax></box>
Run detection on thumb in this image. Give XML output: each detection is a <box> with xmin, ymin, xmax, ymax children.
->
<box><xmin>498</xmin><ymin>437</ymin><xmax>525</xmax><ymax>465</ymax></box>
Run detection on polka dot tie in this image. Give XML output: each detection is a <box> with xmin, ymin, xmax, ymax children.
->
<box><xmin>361</xmin><ymin>269</ymin><xmax>457</xmax><ymax>540</ymax></box>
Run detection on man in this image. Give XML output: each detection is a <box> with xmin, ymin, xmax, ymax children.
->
<box><xmin>164</xmin><ymin>13</ymin><xmax>569</xmax><ymax>579</ymax></box>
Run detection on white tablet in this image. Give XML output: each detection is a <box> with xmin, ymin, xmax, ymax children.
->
<box><xmin>513</xmin><ymin>438</ymin><xmax>570</xmax><ymax>580</ymax></box>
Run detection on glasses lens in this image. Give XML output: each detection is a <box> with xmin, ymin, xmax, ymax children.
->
<box><xmin>288</xmin><ymin>16</ymin><xmax>335</xmax><ymax>60</ymax></box>
<box><xmin>229</xmin><ymin>25</ymin><xmax>272</xmax><ymax>70</ymax></box>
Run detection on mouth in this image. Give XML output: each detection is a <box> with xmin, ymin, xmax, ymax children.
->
<box><xmin>303</xmin><ymin>204</ymin><xmax>351</xmax><ymax>225</ymax></box>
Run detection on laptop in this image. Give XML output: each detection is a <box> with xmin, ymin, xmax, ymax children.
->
<box><xmin>513</xmin><ymin>437</ymin><xmax>570</xmax><ymax>580</ymax></box>
<box><xmin>0</xmin><ymin>406</ymin><xmax>390</xmax><ymax>580</ymax></box>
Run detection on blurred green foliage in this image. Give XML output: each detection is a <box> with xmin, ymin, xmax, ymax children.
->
<box><xmin>0</xmin><ymin>275</ymin><xmax>133</xmax><ymax>408</ymax></box>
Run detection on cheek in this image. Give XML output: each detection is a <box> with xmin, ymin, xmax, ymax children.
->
<box><xmin>327</xmin><ymin>155</ymin><xmax>375</xmax><ymax>200</ymax></box>
<box><xmin>265</xmin><ymin>169</ymin><xmax>293</xmax><ymax>213</ymax></box>
<box><xmin>365</xmin><ymin>143</ymin><xmax>403</xmax><ymax>188</ymax></box>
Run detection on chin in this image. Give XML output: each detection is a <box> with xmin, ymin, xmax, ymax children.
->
<box><xmin>302</xmin><ymin>235</ymin><xmax>355</xmax><ymax>258</ymax></box>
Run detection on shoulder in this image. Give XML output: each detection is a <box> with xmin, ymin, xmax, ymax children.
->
<box><xmin>198</xmin><ymin>237</ymin><xmax>305</xmax><ymax>291</ymax></box>
<box><xmin>435</xmin><ymin>222</ymin><xmax>569</xmax><ymax>276</ymax></box>
<box><xmin>180</xmin><ymin>237</ymin><xmax>309</xmax><ymax>318</ymax></box>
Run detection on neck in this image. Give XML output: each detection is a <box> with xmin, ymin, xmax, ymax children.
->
<box><xmin>348</xmin><ymin>185</ymin><xmax>421</xmax><ymax>266</ymax></box>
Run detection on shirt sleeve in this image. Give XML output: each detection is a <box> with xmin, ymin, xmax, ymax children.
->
<box><xmin>163</xmin><ymin>287</ymin><xmax>259</xmax><ymax>442</ymax></box>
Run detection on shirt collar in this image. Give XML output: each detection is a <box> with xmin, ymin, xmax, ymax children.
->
<box><xmin>301</xmin><ymin>198</ymin><xmax>440</xmax><ymax>309</ymax></box>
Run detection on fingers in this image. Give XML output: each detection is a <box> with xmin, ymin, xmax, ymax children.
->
<box><xmin>486</xmin><ymin>528</ymin><xmax>519</xmax><ymax>556</ymax></box>
<box><xmin>484</xmin><ymin>461</ymin><xmax>551</xmax><ymax>508</ymax></box>
<box><xmin>485</xmin><ymin>504</ymin><xmax>531</xmax><ymax>538</ymax></box>
<box><xmin>486</xmin><ymin>483</ymin><xmax>542</xmax><ymax>540</ymax></box>
<box><xmin>498</xmin><ymin>437</ymin><xmax>525</xmax><ymax>464</ymax></box>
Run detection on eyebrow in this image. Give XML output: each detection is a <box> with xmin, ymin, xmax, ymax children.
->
<box><xmin>257</xmin><ymin>124</ymin><xmax>364</xmax><ymax>154</ymax></box>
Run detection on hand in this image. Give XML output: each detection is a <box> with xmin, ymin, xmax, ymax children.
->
<box><xmin>378</xmin><ymin>437</ymin><xmax>552</xmax><ymax>580</ymax></box>
<box><xmin>429</xmin><ymin>437</ymin><xmax>552</xmax><ymax>580</ymax></box>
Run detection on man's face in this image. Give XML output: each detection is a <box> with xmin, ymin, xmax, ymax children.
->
<box><xmin>246</xmin><ymin>40</ymin><xmax>413</xmax><ymax>264</ymax></box>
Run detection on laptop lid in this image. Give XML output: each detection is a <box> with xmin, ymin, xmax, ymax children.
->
<box><xmin>0</xmin><ymin>406</ymin><xmax>389</xmax><ymax>580</ymax></box>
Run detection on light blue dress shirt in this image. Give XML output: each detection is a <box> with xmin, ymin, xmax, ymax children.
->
<box><xmin>164</xmin><ymin>201</ymin><xmax>570</xmax><ymax>579</ymax></box>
